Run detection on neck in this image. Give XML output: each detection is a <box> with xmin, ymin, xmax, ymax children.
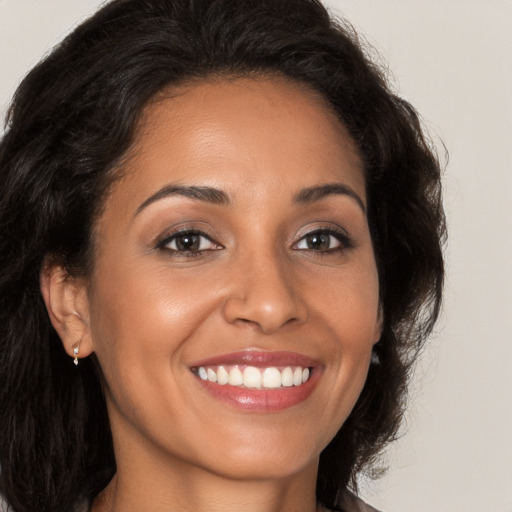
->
<box><xmin>93</xmin><ymin>463</ymin><xmax>322</xmax><ymax>512</ymax></box>
<box><xmin>92</xmin><ymin>419</ymin><xmax>323</xmax><ymax>512</ymax></box>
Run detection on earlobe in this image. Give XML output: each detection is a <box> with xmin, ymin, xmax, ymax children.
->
<box><xmin>40</xmin><ymin>263</ymin><xmax>94</xmax><ymax>361</ymax></box>
<box><xmin>373</xmin><ymin>304</ymin><xmax>384</xmax><ymax>345</ymax></box>
<box><xmin>370</xmin><ymin>306</ymin><xmax>384</xmax><ymax>365</ymax></box>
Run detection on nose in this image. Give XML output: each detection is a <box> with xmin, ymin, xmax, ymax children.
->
<box><xmin>222</xmin><ymin>249</ymin><xmax>308</xmax><ymax>334</ymax></box>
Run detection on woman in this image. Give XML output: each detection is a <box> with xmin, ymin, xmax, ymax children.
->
<box><xmin>0</xmin><ymin>1</ymin><xmax>445</xmax><ymax>511</ymax></box>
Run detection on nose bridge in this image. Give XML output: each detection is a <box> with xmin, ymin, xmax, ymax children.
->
<box><xmin>222</xmin><ymin>243</ymin><xmax>306</xmax><ymax>333</ymax></box>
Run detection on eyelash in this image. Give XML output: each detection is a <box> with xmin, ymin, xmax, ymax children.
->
<box><xmin>156</xmin><ymin>229</ymin><xmax>221</xmax><ymax>257</ymax></box>
<box><xmin>156</xmin><ymin>226</ymin><xmax>354</xmax><ymax>257</ymax></box>
<box><xmin>292</xmin><ymin>227</ymin><xmax>354</xmax><ymax>255</ymax></box>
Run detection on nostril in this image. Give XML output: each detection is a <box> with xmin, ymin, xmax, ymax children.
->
<box><xmin>221</xmin><ymin>269</ymin><xmax>308</xmax><ymax>333</ymax></box>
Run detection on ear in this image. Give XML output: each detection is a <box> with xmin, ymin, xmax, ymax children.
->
<box><xmin>40</xmin><ymin>262</ymin><xmax>94</xmax><ymax>362</ymax></box>
<box><xmin>373</xmin><ymin>304</ymin><xmax>384</xmax><ymax>345</ymax></box>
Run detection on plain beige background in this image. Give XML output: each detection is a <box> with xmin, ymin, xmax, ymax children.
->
<box><xmin>1</xmin><ymin>1</ymin><xmax>511</xmax><ymax>511</ymax></box>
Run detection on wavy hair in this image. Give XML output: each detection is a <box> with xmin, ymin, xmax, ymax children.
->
<box><xmin>0</xmin><ymin>1</ymin><xmax>446</xmax><ymax>510</ymax></box>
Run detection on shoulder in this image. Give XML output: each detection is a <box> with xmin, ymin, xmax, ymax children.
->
<box><xmin>0</xmin><ymin>494</ymin><xmax>11</xmax><ymax>512</ymax></box>
<box><xmin>339</xmin><ymin>491</ymin><xmax>382</xmax><ymax>512</ymax></box>
<box><xmin>74</xmin><ymin>499</ymin><xmax>90</xmax><ymax>512</ymax></box>
<box><xmin>0</xmin><ymin>494</ymin><xmax>89</xmax><ymax>512</ymax></box>
<box><xmin>356</xmin><ymin>500</ymin><xmax>381</xmax><ymax>512</ymax></box>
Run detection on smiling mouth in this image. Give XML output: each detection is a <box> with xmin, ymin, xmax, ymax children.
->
<box><xmin>192</xmin><ymin>365</ymin><xmax>312</xmax><ymax>389</ymax></box>
<box><xmin>189</xmin><ymin>351</ymin><xmax>321</xmax><ymax>411</ymax></box>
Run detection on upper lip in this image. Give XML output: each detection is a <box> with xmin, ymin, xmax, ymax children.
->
<box><xmin>190</xmin><ymin>350</ymin><xmax>320</xmax><ymax>368</ymax></box>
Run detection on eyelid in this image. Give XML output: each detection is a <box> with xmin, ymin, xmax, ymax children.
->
<box><xmin>155</xmin><ymin>227</ymin><xmax>223</xmax><ymax>252</ymax></box>
<box><xmin>291</xmin><ymin>225</ymin><xmax>354</xmax><ymax>252</ymax></box>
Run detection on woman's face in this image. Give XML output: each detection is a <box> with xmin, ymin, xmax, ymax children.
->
<box><xmin>81</xmin><ymin>77</ymin><xmax>381</xmax><ymax>480</ymax></box>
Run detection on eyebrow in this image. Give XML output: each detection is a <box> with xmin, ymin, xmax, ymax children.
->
<box><xmin>135</xmin><ymin>184</ymin><xmax>230</xmax><ymax>215</ymax></box>
<box><xmin>135</xmin><ymin>181</ymin><xmax>366</xmax><ymax>216</ymax></box>
<box><xmin>293</xmin><ymin>183</ymin><xmax>366</xmax><ymax>215</ymax></box>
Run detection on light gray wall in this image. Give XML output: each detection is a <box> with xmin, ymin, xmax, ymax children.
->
<box><xmin>1</xmin><ymin>1</ymin><xmax>511</xmax><ymax>511</ymax></box>
<box><xmin>328</xmin><ymin>3</ymin><xmax>512</xmax><ymax>511</ymax></box>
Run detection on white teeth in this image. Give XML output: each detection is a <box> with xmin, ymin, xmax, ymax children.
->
<box><xmin>207</xmin><ymin>368</ymin><xmax>217</xmax><ymax>383</ymax></box>
<box><xmin>217</xmin><ymin>366</ymin><xmax>229</xmax><ymax>385</ymax></box>
<box><xmin>243</xmin><ymin>366</ymin><xmax>262</xmax><ymax>389</ymax></box>
<box><xmin>196</xmin><ymin>365</ymin><xmax>312</xmax><ymax>389</ymax></box>
<box><xmin>293</xmin><ymin>367</ymin><xmax>303</xmax><ymax>386</ymax></box>
<box><xmin>262</xmin><ymin>367</ymin><xmax>282</xmax><ymax>389</ymax></box>
<box><xmin>228</xmin><ymin>367</ymin><xmax>243</xmax><ymax>386</ymax></box>
<box><xmin>281</xmin><ymin>366</ymin><xmax>294</xmax><ymax>387</ymax></box>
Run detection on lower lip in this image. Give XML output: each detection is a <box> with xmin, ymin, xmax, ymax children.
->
<box><xmin>194</xmin><ymin>368</ymin><xmax>322</xmax><ymax>412</ymax></box>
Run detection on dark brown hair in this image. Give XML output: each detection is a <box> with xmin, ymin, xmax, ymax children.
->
<box><xmin>0</xmin><ymin>1</ymin><xmax>445</xmax><ymax>510</ymax></box>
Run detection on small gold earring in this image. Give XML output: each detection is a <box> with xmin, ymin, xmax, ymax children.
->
<box><xmin>73</xmin><ymin>345</ymin><xmax>79</xmax><ymax>366</ymax></box>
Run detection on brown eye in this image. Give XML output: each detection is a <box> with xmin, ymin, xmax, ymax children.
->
<box><xmin>295</xmin><ymin>230</ymin><xmax>342</xmax><ymax>251</ymax></box>
<box><xmin>160</xmin><ymin>231</ymin><xmax>220</xmax><ymax>253</ymax></box>
<box><xmin>174</xmin><ymin>233</ymin><xmax>201</xmax><ymax>251</ymax></box>
<box><xmin>305</xmin><ymin>233</ymin><xmax>332</xmax><ymax>250</ymax></box>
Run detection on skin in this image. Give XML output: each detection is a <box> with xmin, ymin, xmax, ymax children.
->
<box><xmin>42</xmin><ymin>76</ymin><xmax>382</xmax><ymax>512</ymax></box>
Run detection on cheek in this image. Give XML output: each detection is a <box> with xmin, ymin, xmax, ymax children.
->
<box><xmin>86</xmin><ymin>259</ymin><xmax>223</xmax><ymax>381</ymax></box>
<box><xmin>85</xmin><ymin>264</ymin><xmax>217</xmax><ymax>438</ymax></box>
<box><xmin>318</xmin><ymin>256</ymin><xmax>380</xmax><ymax>346</ymax></box>
<box><xmin>313</xmin><ymin>258</ymin><xmax>380</xmax><ymax>412</ymax></box>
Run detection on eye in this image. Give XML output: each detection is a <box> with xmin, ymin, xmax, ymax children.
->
<box><xmin>158</xmin><ymin>230</ymin><xmax>221</xmax><ymax>254</ymax></box>
<box><xmin>294</xmin><ymin>228</ymin><xmax>352</xmax><ymax>252</ymax></box>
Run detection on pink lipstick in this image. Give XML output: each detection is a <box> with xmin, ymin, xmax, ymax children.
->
<box><xmin>190</xmin><ymin>351</ymin><xmax>323</xmax><ymax>412</ymax></box>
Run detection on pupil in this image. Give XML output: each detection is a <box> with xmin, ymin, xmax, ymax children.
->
<box><xmin>176</xmin><ymin>234</ymin><xmax>199</xmax><ymax>251</ymax></box>
<box><xmin>307</xmin><ymin>233</ymin><xmax>329</xmax><ymax>250</ymax></box>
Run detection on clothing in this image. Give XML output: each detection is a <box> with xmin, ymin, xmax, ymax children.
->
<box><xmin>341</xmin><ymin>492</ymin><xmax>381</xmax><ymax>512</ymax></box>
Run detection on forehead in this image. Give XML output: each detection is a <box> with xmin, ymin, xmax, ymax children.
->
<box><xmin>108</xmin><ymin>75</ymin><xmax>365</xmax><ymax>212</ymax></box>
